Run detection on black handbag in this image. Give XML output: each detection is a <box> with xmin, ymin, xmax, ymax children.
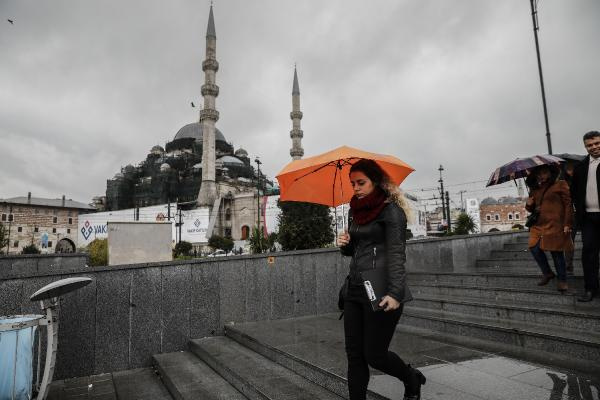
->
<box><xmin>526</xmin><ymin>185</ymin><xmax>551</xmax><ymax>228</ymax></box>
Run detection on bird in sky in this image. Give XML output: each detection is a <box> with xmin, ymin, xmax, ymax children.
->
<box><xmin>8</xmin><ymin>19</ymin><xmax>14</xmax><ymax>24</ymax></box>
<box><xmin>191</xmin><ymin>102</ymin><xmax>195</xmax><ymax>108</ymax></box>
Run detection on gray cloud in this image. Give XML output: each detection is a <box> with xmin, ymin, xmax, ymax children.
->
<box><xmin>1</xmin><ymin>0</ymin><xmax>598</xmax><ymax>207</ymax></box>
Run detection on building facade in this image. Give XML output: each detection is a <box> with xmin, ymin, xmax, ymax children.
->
<box><xmin>479</xmin><ymin>196</ymin><xmax>527</xmax><ymax>232</ymax></box>
<box><xmin>1</xmin><ymin>193</ymin><xmax>94</xmax><ymax>254</ymax></box>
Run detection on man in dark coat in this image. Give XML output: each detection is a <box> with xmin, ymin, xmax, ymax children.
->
<box><xmin>570</xmin><ymin>130</ymin><xmax>600</xmax><ymax>302</ymax></box>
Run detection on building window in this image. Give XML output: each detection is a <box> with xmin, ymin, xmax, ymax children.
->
<box><xmin>68</xmin><ymin>217</ymin><xmax>73</xmax><ymax>225</ymax></box>
<box><xmin>8</xmin><ymin>214</ymin><xmax>13</xmax><ymax>222</ymax></box>
<box><xmin>34</xmin><ymin>227</ymin><xmax>39</xmax><ymax>233</ymax></box>
<box><xmin>67</xmin><ymin>228</ymin><xmax>71</xmax><ymax>234</ymax></box>
<box><xmin>494</xmin><ymin>214</ymin><xmax>500</xmax><ymax>221</ymax></box>
<box><xmin>486</xmin><ymin>214</ymin><xmax>491</xmax><ymax>221</ymax></box>
<box><xmin>17</xmin><ymin>227</ymin><xmax>22</xmax><ymax>232</ymax></box>
<box><xmin>53</xmin><ymin>216</ymin><xmax>57</xmax><ymax>224</ymax></box>
<box><xmin>52</xmin><ymin>228</ymin><xmax>57</xmax><ymax>233</ymax></box>
<box><xmin>13</xmin><ymin>241</ymin><xmax>18</xmax><ymax>248</ymax></box>
<box><xmin>515</xmin><ymin>213</ymin><xmax>520</xmax><ymax>220</ymax></box>
<box><xmin>1</xmin><ymin>214</ymin><xmax>5</xmax><ymax>222</ymax></box>
<box><xmin>225</xmin><ymin>208</ymin><xmax>231</xmax><ymax>221</ymax></box>
<box><xmin>68</xmin><ymin>211</ymin><xmax>72</xmax><ymax>217</ymax></box>
<box><xmin>48</xmin><ymin>241</ymin><xmax>53</xmax><ymax>248</ymax></box>
<box><xmin>508</xmin><ymin>213</ymin><xmax>513</xmax><ymax>220</ymax></box>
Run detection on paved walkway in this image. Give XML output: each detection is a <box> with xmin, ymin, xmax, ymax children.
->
<box><xmin>48</xmin><ymin>314</ymin><xmax>600</xmax><ymax>400</ymax></box>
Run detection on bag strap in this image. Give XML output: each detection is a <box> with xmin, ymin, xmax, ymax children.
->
<box><xmin>536</xmin><ymin>184</ymin><xmax>552</xmax><ymax>208</ymax></box>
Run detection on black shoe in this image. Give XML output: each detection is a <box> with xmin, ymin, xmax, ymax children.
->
<box><xmin>403</xmin><ymin>365</ymin><xmax>426</xmax><ymax>400</ymax></box>
<box><xmin>577</xmin><ymin>291</ymin><xmax>595</xmax><ymax>302</ymax></box>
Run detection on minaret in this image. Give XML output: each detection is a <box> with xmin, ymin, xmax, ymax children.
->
<box><xmin>197</xmin><ymin>4</ymin><xmax>220</xmax><ymax>207</ymax></box>
<box><xmin>290</xmin><ymin>66</ymin><xmax>304</xmax><ymax>160</ymax></box>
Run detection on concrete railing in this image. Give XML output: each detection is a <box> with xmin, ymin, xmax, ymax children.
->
<box><xmin>0</xmin><ymin>253</ymin><xmax>89</xmax><ymax>279</ymax></box>
<box><xmin>0</xmin><ymin>230</ymin><xmax>524</xmax><ymax>379</ymax></box>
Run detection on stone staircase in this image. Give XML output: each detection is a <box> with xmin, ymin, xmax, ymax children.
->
<box><xmin>146</xmin><ymin>232</ymin><xmax>599</xmax><ymax>400</ymax></box>
<box><xmin>404</xmin><ymin>232</ymin><xmax>600</xmax><ymax>373</ymax></box>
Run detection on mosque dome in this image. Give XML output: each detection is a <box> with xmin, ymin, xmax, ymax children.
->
<box><xmin>234</xmin><ymin>148</ymin><xmax>248</xmax><ymax>158</ymax></box>
<box><xmin>174</xmin><ymin>122</ymin><xmax>226</xmax><ymax>143</ymax></box>
<box><xmin>150</xmin><ymin>145</ymin><xmax>165</xmax><ymax>154</ymax></box>
<box><xmin>218</xmin><ymin>155</ymin><xmax>245</xmax><ymax>166</ymax></box>
<box><xmin>480</xmin><ymin>197</ymin><xmax>498</xmax><ymax>205</ymax></box>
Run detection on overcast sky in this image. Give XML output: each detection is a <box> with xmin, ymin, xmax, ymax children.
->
<box><xmin>1</xmin><ymin>0</ymin><xmax>598</xmax><ymax>209</ymax></box>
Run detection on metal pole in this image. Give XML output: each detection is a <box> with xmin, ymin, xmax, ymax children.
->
<box><xmin>438</xmin><ymin>165</ymin><xmax>447</xmax><ymax>230</ymax></box>
<box><xmin>529</xmin><ymin>0</ymin><xmax>553</xmax><ymax>154</ymax></box>
<box><xmin>446</xmin><ymin>191</ymin><xmax>452</xmax><ymax>232</ymax></box>
<box><xmin>255</xmin><ymin>157</ymin><xmax>262</xmax><ymax>252</ymax></box>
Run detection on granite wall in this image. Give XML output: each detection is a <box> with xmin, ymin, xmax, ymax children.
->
<box><xmin>0</xmin><ymin>230</ymin><xmax>523</xmax><ymax>379</ymax></box>
<box><xmin>0</xmin><ymin>253</ymin><xmax>88</xmax><ymax>279</ymax></box>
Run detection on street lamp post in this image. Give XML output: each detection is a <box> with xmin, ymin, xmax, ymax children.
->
<box><xmin>529</xmin><ymin>0</ymin><xmax>553</xmax><ymax>154</ymax></box>
<box><xmin>254</xmin><ymin>157</ymin><xmax>262</xmax><ymax>253</ymax></box>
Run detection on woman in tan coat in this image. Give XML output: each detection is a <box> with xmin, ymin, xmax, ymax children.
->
<box><xmin>526</xmin><ymin>165</ymin><xmax>574</xmax><ymax>291</ymax></box>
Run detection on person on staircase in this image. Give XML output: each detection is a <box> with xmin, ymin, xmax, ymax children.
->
<box><xmin>525</xmin><ymin>164</ymin><xmax>573</xmax><ymax>292</ymax></box>
<box><xmin>337</xmin><ymin>159</ymin><xmax>426</xmax><ymax>400</ymax></box>
<box><xmin>570</xmin><ymin>130</ymin><xmax>600</xmax><ymax>302</ymax></box>
<box><xmin>561</xmin><ymin>161</ymin><xmax>579</xmax><ymax>275</ymax></box>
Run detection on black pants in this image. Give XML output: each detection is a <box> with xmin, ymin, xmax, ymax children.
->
<box><xmin>581</xmin><ymin>212</ymin><xmax>600</xmax><ymax>293</ymax></box>
<box><xmin>343</xmin><ymin>284</ymin><xmax>410</xmax><ymax>400</ymax></box>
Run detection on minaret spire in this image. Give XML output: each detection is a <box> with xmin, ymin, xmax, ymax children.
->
<box><xmin>197</xmin><ymin>4</ymin><xmax>220</xmax><ymax>207</ymax></box>
<box><xmin>290</xmin><ymin>65</ymin><xmax>304</xmax><ymax>160</ymax></box>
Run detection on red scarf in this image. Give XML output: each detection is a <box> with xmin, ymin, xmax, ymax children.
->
<box><xmin>350</xmin><ymin>187</ymin><xmax>387</xmax><ymax>225</ymax></box>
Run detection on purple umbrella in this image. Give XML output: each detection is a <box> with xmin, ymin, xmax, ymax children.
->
<box><xmin>486</xmin><ymin>154</ymin><xmax>565</xmax><ymax>187</ymax></box>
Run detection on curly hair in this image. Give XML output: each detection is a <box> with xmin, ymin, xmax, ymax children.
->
<box><xmin>349</xmin><ymin>159</ymin><xmax>413</xmax><ymax>223</ymax></box>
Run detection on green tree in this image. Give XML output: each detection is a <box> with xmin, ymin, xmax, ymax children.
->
<box><xmin>208</xmin><ymin>235</ymin><xmax>234</xmax><ymax>253</ymax></box>
<box><xmin>453</xmin><ymin>212</ymin><xmax>476</xmax><ymax>235</ymax></box>
<box><xmin>88</xmin><ymin>239</ymin><xmax>108</xmax><ymax>266</ymax></box>
<box><xmin>21</xmin><ymin>244</ymin><xmax>41</xmax><ymax>254</ymax></box>
<box><xmin>248</xmin><ymin>227</ymin><xmax>277</xmax><ymax>254</ymax></box>
<box><xmin>0</xmin><ymin>223</ymin><xmax>8</xmax><ymax>254</ymax></box>
<box><xmin>277</xmin><ymin>200</ymin><xmax>334</xmax><ymax>251</ymax></box>
<box><xmin>174</xmin><ymin>241</ymin><xmax>193</xmax><ymax>257</ymax></box>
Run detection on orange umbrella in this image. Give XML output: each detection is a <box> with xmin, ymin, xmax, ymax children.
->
<box><xmin>276</xmin><ymin>145</ymin><xmax>415</xmax><ymax>207</ymax></box>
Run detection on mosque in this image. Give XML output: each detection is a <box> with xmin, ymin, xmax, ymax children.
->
<box><xmin>103</xmin><ymin>5</ymin><xmax>305</xmax><ymax>241</ymax></box>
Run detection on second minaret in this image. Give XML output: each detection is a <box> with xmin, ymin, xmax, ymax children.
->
<box><xmin>290</xmin><ymin>66</ymin><xmax>304</xmax><ymax>160</ymax></box>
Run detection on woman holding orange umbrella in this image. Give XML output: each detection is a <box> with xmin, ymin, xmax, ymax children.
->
<box><xmin>277</xmin><ymin>147</ymin><xmax>424</xmax><ymax>400</ymax></box>
<box><xmin>337</xmin><ymin>160</ymin><xmax>425</xmax><ymax>400</ymax></box>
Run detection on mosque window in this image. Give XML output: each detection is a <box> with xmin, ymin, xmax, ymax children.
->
<box><xmin>18</xmin><ymin>227</ymin><xmax>22</xmax><ymax>232</ymax></box>
<box><xmin>68</xmin><ymin>218</ymin><xmax>73</xmax><ymax>225</ymax></box>
<box><xmin>53</xmin><ymin>217</ymin><xmax>58</xmax><ymax>224</ymax></box>
<box><xmin>494</xmin><ymin>214</ymin><xmax>500</xmax><ymax>221</ymax></box>
<box><xmin>515</xmin><ymin>213</ymin><xmax>520</xmax><ymax>220</ymax></box>
<box><xmin>486</xmin><ymin>215</ymin><xmax>491</xmax><ymax>221</ymax></box>
<box><xmin>13</xmin><ymin>241</ymin><xmax>19</xmax><ymax>248</ymax></box>
<box><xmin>225</xmin><ymin>208</ymin><xmax>231</xmax><ymax>221</ymax></box>
<box><xmin>1</xmin><ymin>214</ymin><xmax>5</xmax><ymax>222</ymax></box>
<box><xmin>34</xmin><ymin>227</ymin><xmax>39</xmax><ymax>233</ymax></box>
<box><xmin>508</xmin><ymin>213</ymin><xmax>513</xmax><ymax>220</ymax></box>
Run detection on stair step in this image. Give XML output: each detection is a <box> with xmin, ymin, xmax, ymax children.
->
<box><xmin>503</xmin><ymin>242</ymin><xmax>582</xmax><ymax>251</ymax></box>
<box><xmin>409</xmin><ymin>271</ymin><xmax>584</xmax><ymax>291</ymax></box>
<box><xmin>112</xmin><ymin>368</ymin><xmax>173</xmax><ymax>400</ymax></box>
<box><xmin>490</xmin><ymin>249</ymin><xmax>582</xmax><ymax>260</ymax></box>
<box><xmin>411</xmin><ymin>283</ymin><xmax>582</xmax><ymax>307</ymax></box>
<box><xmin>153</xmin><ymin>351</ymin><xmax>246</xmax><ymax>400</ymax></box>
<box><xmin>476</xmin><ymin>258</ymin><xmax>584</xmax><ymax>269</ymax></box>
<box><xmin>411</xmin><ymin>293</ymin><xmax>600</xmax><ymax>331</ymax></box>
<box><xmin>189</xmin><ymin>336</ymin><xmax>345</xmax><ymax>400</ymax></box>
<box><xmin>401</xmin><ymin>306</ymin><xmax>600</xmax><ymax>363</ymax></box>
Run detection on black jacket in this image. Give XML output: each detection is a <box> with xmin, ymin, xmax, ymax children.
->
<box><xmin>340</xmin><ymin>202</ymin><xmax>413</xmax><ymax>303</ymax></box>
<box><xmin>570</xmin><ymin>155</ymin><xmax>600</xmax><ymax>226</ymax></box>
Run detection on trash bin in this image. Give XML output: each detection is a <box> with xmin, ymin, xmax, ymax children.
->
<box><xmin>0</xmin><ymin>315</ymin><xmax>43</xmax><ymax>400</ymax></box>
